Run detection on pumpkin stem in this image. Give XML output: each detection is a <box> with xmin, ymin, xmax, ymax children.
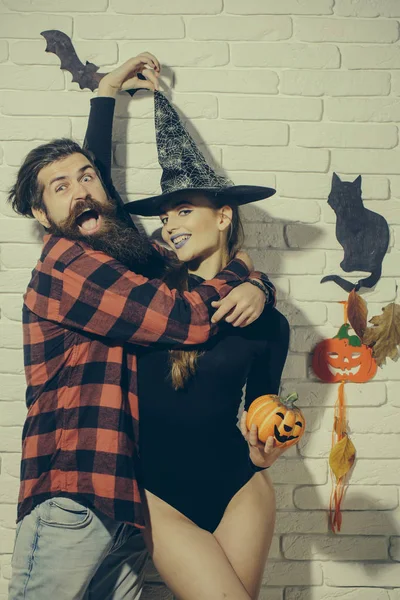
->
<box><xmin>334</xmin><ymin>323</ymin><xmax>362</xmax><ymax>348</ymax></box>
<box><xmin>284</xmin><ymin>392</ymin><xmax>298</xmax><ymax>408</ymax></box>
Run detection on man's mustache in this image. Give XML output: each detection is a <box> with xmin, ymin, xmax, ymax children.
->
<box><xmin>60</xmin><ymin>196</ymin><xmax>116</xmax><ymax>231</ymax></box>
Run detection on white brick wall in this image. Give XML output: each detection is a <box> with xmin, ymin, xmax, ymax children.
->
<box><xmin>0</xmin><ymin>2</ymin><xmax>399</xmax><ymax>599</ymax></box>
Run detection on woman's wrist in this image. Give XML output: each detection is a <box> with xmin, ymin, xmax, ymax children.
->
<box><xmin>97</xmin><ymin>80</ymin><xmax>119</xmax><ymax>98</ymax></box>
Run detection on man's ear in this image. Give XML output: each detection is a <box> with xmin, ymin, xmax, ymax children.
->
<box><xmin>32</xmin><ymin>207</ymin><xmax>51</xmax><ymax>228</ymax></box>
<box><xmin>218</xmin><ymin>205</ymin><xmax>233</xmax><ymax>232</ymax></box>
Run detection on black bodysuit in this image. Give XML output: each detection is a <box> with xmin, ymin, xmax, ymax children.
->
<box><xmin>138</xmin><ymin>275</ymin><xmax>290</xmax><ymax>532</ymax></box>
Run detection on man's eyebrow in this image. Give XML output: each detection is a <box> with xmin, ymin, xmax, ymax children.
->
<box><xmin>48</xmin><ymin>164</ymin><xmax>94</xmax><ymax>187</ymax></box>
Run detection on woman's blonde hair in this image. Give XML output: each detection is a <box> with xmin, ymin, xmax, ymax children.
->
<box><xmin>163</xmin><ymin>201</ymin><xmax>244</xmax><ymax>390</ymax></box>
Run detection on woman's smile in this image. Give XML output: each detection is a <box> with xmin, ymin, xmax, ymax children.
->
<box><xmin>170</xmin><ymin>232</ymin><xmax>192</xmax><ymax>249</ymax></box>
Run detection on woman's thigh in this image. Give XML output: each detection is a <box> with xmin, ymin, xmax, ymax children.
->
<box><xmin>214</xmin><ymin>472</ymin><xmax>276</xmax><ymax>599</ymax></box>
<box><xmin>143</xmin><ymin>490</ymin><xmax>251</xmax><ymax>600</ymax></box>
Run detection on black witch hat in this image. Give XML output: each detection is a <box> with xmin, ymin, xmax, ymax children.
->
<box><xmin>124</xmin><ymin>91</ymin><xmax>275</xmax><ymax>217</ymax></box>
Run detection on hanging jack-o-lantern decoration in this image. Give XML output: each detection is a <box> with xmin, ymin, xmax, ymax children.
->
<box><xmin>246</xmin><ymin>392</ymin><xmax>305</xmax><ymax>449</ymax></box>
<box><xmin>312</xmin><ymin>313</ymin><xmax>377</xmax><ymax>534</ymax></box>
<box><xmin>312</xmin><ymin>323</ymin><xmax>377</xmax><ymax>384</ymax></box>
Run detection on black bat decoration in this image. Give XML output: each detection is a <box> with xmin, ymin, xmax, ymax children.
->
<box><xmin>41</xmin><ymin>30</ymin><xmax>146</xmax><ymax>96</ymax></box>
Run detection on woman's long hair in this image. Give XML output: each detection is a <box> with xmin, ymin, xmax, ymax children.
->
<box><xmin>163</xmin><ymin>201</ymin><xmax>244</xmax><ymax>390</ymax></box>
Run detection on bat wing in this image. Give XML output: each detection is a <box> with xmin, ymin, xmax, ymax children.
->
<box><xmin>41</xmin><ymin>30</ymin><xmax>102</xmax><ymax>91</ymax></box>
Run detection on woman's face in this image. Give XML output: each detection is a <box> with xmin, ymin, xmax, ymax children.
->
<box><xmin>159</xmin><ymin>195</ymin><xmax>232</xmax><ymax>263</ymax></box>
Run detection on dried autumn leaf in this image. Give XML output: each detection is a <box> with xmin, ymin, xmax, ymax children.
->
<box><xmin>347</xmin><ymin>289</ymin><xmax>368</xmax><ymax>340</ymax></box>
<box><xmin>363</xmin><ymin>303</ymin><xmax>400</xmax><ymax>366</ymax></box>
<box><xmin>329</xmin><ymin>435</ymin><xmax>356</xmax><ymax>480</ymax></box>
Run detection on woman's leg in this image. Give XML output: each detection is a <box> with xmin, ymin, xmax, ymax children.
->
<box><xmin>214</xmin><ymin>471</ymin><xmax>276</xmax><ymax>599</ymax></box>
<box><xmin>142</xmin><ymin>490</ymin><xmax>251</xmax><ymax>600</ymax></box>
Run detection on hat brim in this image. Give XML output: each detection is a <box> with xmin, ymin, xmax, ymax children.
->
<box><xmin>124</xmin><ymin>185</ymin><xmax>276</xmax><ymax>217</ymax></box>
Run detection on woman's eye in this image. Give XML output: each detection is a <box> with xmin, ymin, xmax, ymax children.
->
<box><xmin>179</xmin><ymin>209</ymin><xmax>192</xmax><ymax>216</ymax></box>
<box><xmin>160</xmin><ymin>217</ymin><xmax>168</xmax><ymax>225</ymax></box>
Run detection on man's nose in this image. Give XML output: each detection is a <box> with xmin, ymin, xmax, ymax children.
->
<box><xmin>71</xmin><ymin>180</ymin><xmax>90</xmax><ymax>204</ymax></box>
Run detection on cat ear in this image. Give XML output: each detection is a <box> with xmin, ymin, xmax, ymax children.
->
<box><xmin>353</xmin><ymin>175</ymin><xmax>362</xmax><ymax>189</ymax></box>
<box><xmin>332</xmin><ymin>172</ymin><xmax>341</xmax><ymax>186</ymax></box>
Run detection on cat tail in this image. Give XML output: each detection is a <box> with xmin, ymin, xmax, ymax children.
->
<box><xmin>321</xmin><ymin>266</ymin><xmax>381</xmax><ymax>292</ymax></box>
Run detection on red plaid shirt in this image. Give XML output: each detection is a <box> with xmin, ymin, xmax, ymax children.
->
<box><xmin>19</xmin><ymin>234</ymin><xmax>262</xmax><ymax>527</ymax></box>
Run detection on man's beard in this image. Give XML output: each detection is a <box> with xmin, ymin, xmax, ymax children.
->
<box><xmin>47</xmin><ymin>196</ymin><xmax>158</xmax><ymax>274</ymax></box>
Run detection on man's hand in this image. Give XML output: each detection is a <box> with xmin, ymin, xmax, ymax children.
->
<box><xmin>98</xmin><ymin>53</ymin><xmax>161</xmax><ymax>98</ymax></box>
<box><xmin>240</xmin><ymin>411</ymin><xmax>287</xmax><ymax>468</ymax></box>
<box><xmin>211</xmin><ymin>281</ymin><xmax>265</xmax><ymax>327</ymax></box>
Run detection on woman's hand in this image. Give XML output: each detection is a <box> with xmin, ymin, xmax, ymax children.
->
<box><xmin>98</xmin><ymin>53</ymin><xmax>161</xmax><ymax>98</ymax></box>
<box><xmin>211</xmin><ymin>281</ymin><xmax>265</xmax><ymax>327</ymax></box>
<box><xmin>240</xmin><ymin>411</ymin><xmax>287</xmax><ymax>469</ymax></box>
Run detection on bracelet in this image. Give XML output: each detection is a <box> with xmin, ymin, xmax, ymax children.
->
<box><xmin>247</xmin><ymin>279</ymin><xmax>270</xmax><ymax>303</ymax></box>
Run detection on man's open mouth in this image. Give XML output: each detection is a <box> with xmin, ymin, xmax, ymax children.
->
<box><xmin>75</xmin><ymin>208</ymin><xmax>102</xmax><ymax>235</ymax></box>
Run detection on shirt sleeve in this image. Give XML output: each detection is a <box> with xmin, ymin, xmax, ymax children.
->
<box><xmin>53</xmin><ymin>248</ymin><xmax>250</xmax><ymax>347</ymax></box>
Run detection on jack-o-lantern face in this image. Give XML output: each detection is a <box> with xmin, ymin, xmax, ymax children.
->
<box><xmin>246</xmin><ymin>393</ymin><xmax>305</xmax><ymax>448</ymax></box>
<box><xmin>312</xmin><ymin>324</ymin><xmax>377</xmax><ymax>384</ymax></box>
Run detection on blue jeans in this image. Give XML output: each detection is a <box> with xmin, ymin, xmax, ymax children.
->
<box><xmin>9</xmin><ymin>497</ymin><xmax>149</xmax><ymax>600</ymax></box>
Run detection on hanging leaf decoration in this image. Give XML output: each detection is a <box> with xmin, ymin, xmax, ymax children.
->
<box><xmin>347</xmin><ymin>289</ymin><xmax>368</xmax><ymax>340</ymax></box>
<box><xmin>329</xmin><ymin>435</ymin><xmax>356</xmax><ymax>480</ymax></box>
<box><xmin>362</xmin><ymin>303</ymin><xmax>400</xmax><ymax>366</ymax></box>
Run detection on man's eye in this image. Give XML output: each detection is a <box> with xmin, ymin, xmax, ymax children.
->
<box><xmin>82</xmin><ymin>174</ymin><xmax>93</xmax><ymax>182</ymax></box>
<box><xmin>55</xmin><ymin>185</ymin><xmax>67</xmax><ymax>193</ymax></box>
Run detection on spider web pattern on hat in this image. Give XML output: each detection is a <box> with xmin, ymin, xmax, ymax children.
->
<box><xmin>154</xmin><ymin>91</ymin><xmax>233</xmax><ymax>194</ymax></box>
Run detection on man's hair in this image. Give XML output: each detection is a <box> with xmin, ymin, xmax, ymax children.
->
<box><xmin>8</xmin><ymin>138</ymin><xmax>96</xmax><ymax>218</ymax></box>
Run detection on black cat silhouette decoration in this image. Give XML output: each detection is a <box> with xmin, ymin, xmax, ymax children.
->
<box><xmin>321</xmin><ymin>173</ymin><xmax>390</xmax><ymax>293</ymax></box>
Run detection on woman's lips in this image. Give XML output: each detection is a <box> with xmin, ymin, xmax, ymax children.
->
<box><xmin>172</xmin><ymin>234</ymin><xmax>191</xmax><ymax>249</ymax></box>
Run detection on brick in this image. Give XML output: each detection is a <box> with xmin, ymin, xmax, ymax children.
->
<box><xmin>281</xmin><ymin>71</ymin><xmax>390</xmax><ymax>96</ymax></box>
<box><xmin>258</xmin><ymin>589</ymin><xmax>283</xmax><ymax>600</ymax></box>
<box><xmin>0</xmin><ymin>117</ymin><xmax>70</xmax><ymax>142</ymax></box>
<box><xmin>374</xmin><ymin>358</ymin><xmax>400</xmax><ymax>381</ymax></box>
<box><xmin>281</xmin><ymin>354</ymin><xmax>307</xmax><ymax>379</ymax></box>
<box><xmin>0</xmin><ymin>66</ymin><xmax>64</xmax><ymax>91</ymax></box>
<box><xmin>224</xmin><ymin>171</ymin><xmax>276</xmax><ymax>190</ymax></box>
<box><xmin>120</xmin><ymin>93</ymin><xmax>219</xmax><ymax>120</ymax></box>
<box><xmin>0</xmin><ymin>41</ymin><xmax>7</xmax><ymax>63</ymax></box>
<box><xmin>263</xmin><ymin>561</ymin><xmax>323</xmax><ymax>586</ymax></box>
<box><xmin>350</xmin><ymin>461</ymin><xmax>400</xmax><ymax>486</ymax></box>
<box><xmin>278</xmin><ymin>173</ymin><xmax>389</xmax><ymax>200</ymax></box>
<box><xmin>232</xmin><ymin>43</ymin><xmax>339</xmax><ymax>69</ymax></box>
<box><xmin>0</xmin><ymin>505</ymin><xmax>17</xmax><ymax>530</ymax></box>
<box><xmin>188</xmin><ymin>16</ymin><xmax>291</xmax><ymax>40</ymax></box>
<box><xmin>240</xmin><ymin>198</ymin><xmax>320</xmax><ymax>224</ymax></box>
<box><xmin>0</xmin><ymin>427</ymin><xmax>22</xmax><ymax>453</ymax></box>
<box><xmin>0</xmin><ymin>91</ymin><xmax>92</xmax><ymax>116</ymax></box>
<box><xmin>0</xmin><ymin>475</ymin><xmax>19</xmax><ymax>503</ymax></box>
<box><xmin>300</xmin><ymin>431</ymin><xmax>400</xmax><ymax>459</ymax></box>
<box><xmin>291</xmin><ymin>123</ymin><xmax>397</xmax><ymax>149</ymax></box>
<box><xmin>325</xmin><ymin>249</ymin><xmax>400</xmax><ymax>277</ymax></box>
<box><xmin>0</xmin><ymin>350</ymin><xmax>24</xmax><ymax>375</ymax></box>
<box><xmin>324</xmin><ymin>562</ymin><xmax>400</xmax><ymax>587</ymax></box>
<box><xmin>279</xmin><ymin>301</ymin><xmax>327</xmax><ymax>326</ymax></box>
<box><xmin>0</xmin><ymin>527</ymin><xmax>16</xmax><ymax>554</ymax></box>
<box><xmin>0</xmin><ymin>218</ymin><xmax>43</xmax><ymax>243</ymax></box>
<box><xmin>120</xmin><ymin>41</ymin><xmax>228</xmax><ymax>67</ymax></box>
<box><xmin>282</xmin><ymin>534</ymin><xmax>387</xmax><ymax>560</ymax></box>
<box><xmin>286</xmin><ymin>587</ymin><xmax>392</xmax><ymax>600</ymax></box>
<box><xmin>76</xmin><ymin>16</ymin><xmax>184</xmax><ymax>40</ymax></box>
<box><xmin>1</xmin><ymin>244</ymin><xmax>44</xmax><ymax>269</ymax></box>
<box><xmin>285</xmin><ymin>223</ymin><xmax>337</xmax><ymax>249</ymax></box>
<box><xmin>275</xmin><ymin>485</ymin><xmax>295</xmax><ymax>509</ymax></box>
<box><xmin>325</xmin><ymin>97</ymin><xmax>400</xmax><ymax>123</ymax></box>
<box><xmin>331</xmin><ymin>149</ymin><xmax>400</xmax><ymax>175</ymax></box>
<box><xmin>335</xmin><ymin>0</ymin><xmax>400</xmax><ymax>17</ymax></box>
<box><xmin>0</xmin><ymin>169</ymin><xmax>18</xmax><ymax>194</ymax></box>
<box><xmin>387</xmin><ymin>382</ymin><xmax>400</xmax><ymax>408</ymax></box>
<box><xmin>249</xmin><ymin>249</ymin><xmax>324</xmax><ymax>275</ymax></box>
<box><xmin>295</xmin><ymin>18</ymin><xmax>398</xmax><ymax>43</ymax></box>
<box><xmin>243</xmin><ymin>223</ymin><xmax>286</xmax><ymax>249</ymax></box>
<box><xmin>223</xmin><ymin>147</ymin><xmax>329</xmax><ymax>172</ymax></box>
<box><xmin>225</xmin><ymin>0</ymin><xmax>334</xmax><ymax>14</ymax></box>
<box><xmin>269</xmin><ymin>459</ymin><xmax>327</xmax><ymax>486</ymax></box>
<box><xmin>0</xmin><ymin>323</ymin><xmax>22</xmax><ymax>349</ymax></box>
<box><xmin>2</xmin><ymin>454</ymin><xmax>20</xmax><ymax>479</ymax></box>
<box><xmin>115</xmin><ymin>143</ymin><xmax>221</xmax><ymax>170</ymax></box>
<box><xmin>0</xmin><ymin>401</ymin><xmax>26</xmax><ymax>426</ymax></box>
<box><xmin>390</xmin><ymin>176</ymin><xmax>400</xmax><ymax>197</ymax></box>
<box><xmin>281</xmin><ymin>381</ymin><xmax>386</xmax><ymax>408</ymax></box>
<box><xmin>326</xmin><ymin>301</ymin><xmax>388</xmax><ymax>328</ymax></box>
<box><xmin>343</xmin><ymin>45</ymin><xmax>400</xmax><ymax>70</ymax></box>
<box><xmin>111</xmin><ymin>0</ymin><xmax>222</xmax><ymax>12</ymax></box>
<box><xmin>1</xmin><ymin>554</ymin><xmax>12</xmax><ymax>580</ymax></box>
<box><xmin>389</xmin><ymin>537</ymin><xmax>400</xmax><ymax>561</ymax></box>
<box><xmin>0</xmin><ymin>14</ymin><xmax>72</xmax><ymax>38</ymax></box>
<box><xmin>3</xmin><ymin>0</ymin><xmax>107</xmax><ymax>9</ymax></box>
<box><xmin>291</xmin><ymin>276</ymin><xmax>396</xmax><ymax>302</ymax></box>
<box><xmin>391</xmin><ymin>72</ymin><xmax>400</xmax><ymax>96</ymax></box>
<box><xmin>289</xmin><ymin>325</ymin><xmax>338</xmax><ymax>353</ymax></box>
<box><xmin>10</xmin><ymin>40</ymin><xmax>118</xmax><ymax>66</ymax></box>
<box><xmin>294</xmin><ymin>484</ymin><xmax>399</xmax><ymax>511</ymax></box>
<box><xmin>313</xmin><ymin>404</ymin><xmax>400</xmax><ymax>434</ymax></box>
<box><xmin>322</xmin><ymin>199</ymin><xmax>400</xmax><ymax>224</ymax></box>
<box><xmin>0</xmin><ymin>295</ymin><xmax>24</xmax><ymax>321</ymax></box>
<box><xmin>219</xmin><ymin>96</ymin><xmax>322</xmax><ymax>121</ymax></box>
<box><xmin>173</xmin><ymin>68</ymin><xmax>278</xmax><ymax>94</ymax></box>
<box><xmin>188</xmin><ymin>120</ymin><xmax>288</xmax><ymax>146</ymax></box>
<box><xmin>0</xmin><ymin>375</ymin><xmax>26</xmax><ymax>401</ymax></box>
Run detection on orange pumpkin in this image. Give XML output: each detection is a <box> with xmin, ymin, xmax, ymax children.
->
<box><xmin>312</xmin><ymin>324</ymin><xmax>377</xmax><ymax>384</ymax></box>
<box><xmin>246</xmin><ymin>392</ymin><xmax>305</xmax><ymax>448</ymax></box>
